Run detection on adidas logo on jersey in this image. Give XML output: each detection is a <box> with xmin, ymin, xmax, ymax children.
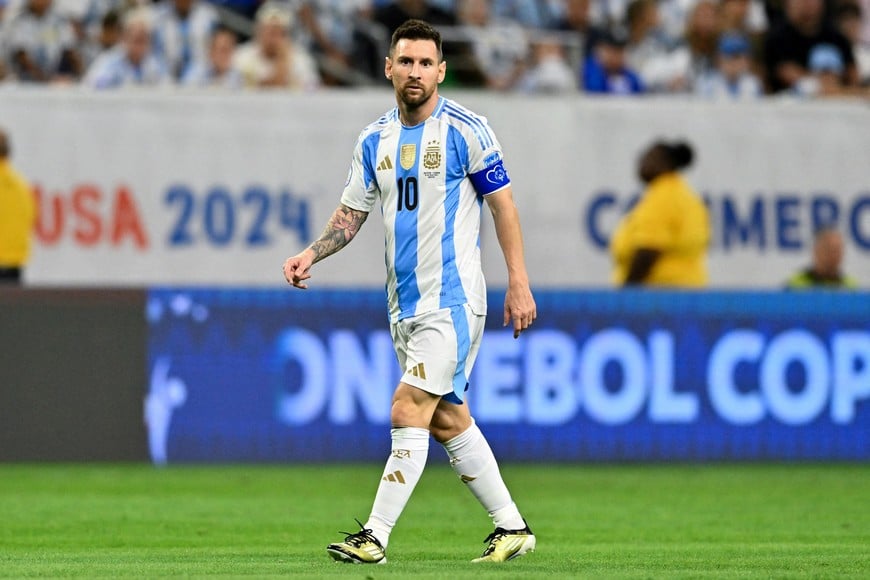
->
<box><xmin>377</xmin><ymin>156</ymin><xmax>393</xmax><ymax>171</ymax></box>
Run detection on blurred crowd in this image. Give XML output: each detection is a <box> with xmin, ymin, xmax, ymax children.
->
<box><xmin>0</xmin><ymin>0</ymin><xmax>868</xmax><ymax>98</ymax></box>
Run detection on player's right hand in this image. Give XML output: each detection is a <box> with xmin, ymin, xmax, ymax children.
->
<box><xmin>283</xmin><ymin>250</ymin><xmax>314</xmax><ymax>289</ymax></box>
<box><xmin>504</xmin><ymin>281</ymin><xmax>536</xmax><ymax>339</ymax></box>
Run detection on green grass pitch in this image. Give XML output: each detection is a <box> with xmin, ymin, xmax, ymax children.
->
<box><xmin>0</xmin><ymin>463</ymin><xmax>868</xmax><ymax>578</ymax></box>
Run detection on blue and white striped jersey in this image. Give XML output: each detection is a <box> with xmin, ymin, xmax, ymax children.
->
<box><xmin>340</xmin><ymin>96</ymin><xmax>511</xmax><ymax>323</ymax></box>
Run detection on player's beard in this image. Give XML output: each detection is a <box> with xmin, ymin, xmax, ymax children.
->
<box><xmin>399</xmin><ymin>82</ymin><xmax>435</xmax><ymax>110</ymax></box>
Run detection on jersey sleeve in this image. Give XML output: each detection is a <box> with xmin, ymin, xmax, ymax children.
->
<box><xmin>465</xmin><ymin>118</ymin><xmax>511</xmax><ymax>196</ymax></box>
<box><xmin>339</xmin><ymin>130</ymin><xmax>379</xmax><ymax>212</ymax></box>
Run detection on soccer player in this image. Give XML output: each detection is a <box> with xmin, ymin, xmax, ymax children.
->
<box><xmin>282</xmin><ymin>18</ymin><xmax>537</xmax><ymax>565</ymax></box>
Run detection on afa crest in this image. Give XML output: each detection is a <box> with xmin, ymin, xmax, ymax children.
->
<box><xmin>423</xmin><ymin>140</ymin><xmax>441</xmax><ymax>170</ymax></box>
<box><xmin>400</xmin><ymin>144</ymin><xmax>416</xmax><ymax>170</ymax></box>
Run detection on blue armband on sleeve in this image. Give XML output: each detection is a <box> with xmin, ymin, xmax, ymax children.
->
<box><xmin>469</xmin><ymin>160</ymin><xmax>511</xmax><ymax>195</ymax></box>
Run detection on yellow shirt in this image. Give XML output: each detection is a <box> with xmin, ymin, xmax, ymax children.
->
<box><xmin>610</xmin><ymin>172</ymin><xmax>710</xmax><ymax>287</ymax></box>
<box><xmin>0</xmin><ymin>159</ymin><xmax>35</xmax><ymax>267</ymax></box>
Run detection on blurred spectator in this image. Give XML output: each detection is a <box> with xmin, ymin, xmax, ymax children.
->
<box><xmin>610</xmin><ymin>140</ymin><xmax>710</xmax><ymax>287</ymax></box>
<box><xmin>80</xmin><ymin>9</ymin><xmax>122</xmax><ymax>68</ymax></box>
<box><xmin>588</xmin><ymin>0</ymin><xmax>630</xmax><ymax>29</ymax></box>
<box><xmin>835</xmin><ymin>0</ymin><xmax>870</xmax><ymax>85</ymax></box>
<box><xmin>786</xmin><ymin>227</ymin><xmax>858</xmax><ymax>288</ymax></box>
<box><xmin>663</xmin><ymin>0</ymin><xmax>721</xmax><ymax>93</ymax></box>
<box><xmin>694</xmin><ymin>31</ymin><xmax>762</xmax><ymax>97</ymax></box>
<box><xmin>2</xmin><ymin>0</ymin><xmax>108</xmax><ymax>42</ymax></box>
<box><xmin>372</xmin><ymin>1</ymin><xmax>458</xmax><ymax>84</ymax></box>
<box><xmin>3</xmin><ymin>0</ymin><xmax>101</xmax><ymax>56</ymax></box>
<box><xmin>492</xmin><ymin>0</ymin><xmax>563</xmax><ymax>29</ymax></box>
<box><xmin>763</xmin><ymin>0</ymin><xmax>857</xmax><ymax>92</ymax></box>
<box><xmin>427</xmin><ymin>0</ymin><xmax>455</xmax><ymax>11</ymax></box>
<box><xmin>719</xmin><ymin>0</ymin><xmax>768</xmax><ymax>39</ymax></box>
<box><xmin>233</xmin><ymin>2</ymin><xmax>320</xmax><ymax>89</ymax></box>
<box><xmin>454</xmin><ymin>0</ymin><xmax>529</xmax><ymax>90</ymax></box>
<box><xmin>55</xmin><ymin>0</ymin><xmax>110</xmax><ymax>47</ymax></box>
<box><xmin>803</xmin><ymin>42</ymin><xmax>846</xmax><ymax>94</ymax></box>
<box><xmin>858</xmin><ymin>0</ymin><xmax>870</xmax><ymax>44</ymax></box>
<box><xmin>293</xmin><ymin>0</ymin><xmax>375</xmax><ymax>86</ymax></box>
<box><xmin>4</xmin><ymin>0</ymin><xmax>83</xmax><ymax>82</ymax></box>
<box><xmin>763</xmin><ymin>0</ymin><xmax>788</xmax><ymax>29</ymax></box>
<box><xmin>181</xmin><ymin>25</ymin><xmax>242</xmax><ymax>87</ymax></box>
<box><xmin>623</xmin><ymin>0</ymin><xmax>678</xmax><ymax>91</ymax></box>
<box><xmin>583</xmin><ymin>26</ymin><xmax>645</xmax><ymax>93</ymax></box>
<box><xmin>590</xmin><ymin>0</ymin><xmax>699</xmax><ymax>45</ymax></box>
<box><xmin>206</xmin><ymin>0</ymin><xmax>259</xmax><ymax>19</ymax></box>
<box><xmin>373</xmin><ymin>0</ymin><xmax>456</xmax><ymax>37</ymax></box>
<box><xmin>657</xmin><ymin>0</ymin><xmax>701</xmax><ymax>46</ymax></box>
<box><xmin>790</xmin><ymin>42</ymin><xmax>869</xmax><ymax>96</ymax></box>
<box><xmin>151</xmin><ymin>0</ymin><xmax>219</xmax><ymax>80</ymax></box>
<box><xmin>718</xmin><ymin>0</ymin><xmax>768</xmax><ymax>72</ymax></box>
<box><xmin>0</xmin><ymin>128</ymin><xmax>35</xmax><ymax>286</ymax></box>
<box><xmin>83</xmin><ymin>7</ymin><xmax>171</xmax><ymax>88</ymax></box>
<box><xmin>555</xmin><ymin>0</ymin><xmax>608</xmax><ymax>59</ymax></box>
<box><xmin>763</xmin><ymin>0</ymin><xmax>837</xmax><ymax>28</ymax></box>
<box><xmin>516</xmin><ymin>35</ymin><xmax>577</xmax><ymax>92</ymax></box>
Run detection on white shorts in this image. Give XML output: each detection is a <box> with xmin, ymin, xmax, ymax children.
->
<box><xmin>390</xmin><ymin>304</ymin><xmax>485</xmax><ymax>404</ymax></box>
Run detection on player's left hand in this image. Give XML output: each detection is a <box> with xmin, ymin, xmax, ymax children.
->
<box><xmin>504</xmin><ymin>282</ymin><xmax>536</xmax><ymax>339</ymax></box>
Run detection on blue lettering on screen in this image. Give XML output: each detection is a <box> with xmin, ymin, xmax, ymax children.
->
<box><xmin>146</xmin><ymin>289</ymin><xmax>870</xmax><ymax>463</ymax></box>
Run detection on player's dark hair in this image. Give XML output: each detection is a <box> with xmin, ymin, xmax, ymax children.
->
<box><xmin>0</xmin><ymin>130</ymin><xmax>8</xmax><ymax>158</ymax></box>
<box><xmin>390</xmin><ymin>19</ymin><xmax>443</xmax><ymax>61</ymax></box>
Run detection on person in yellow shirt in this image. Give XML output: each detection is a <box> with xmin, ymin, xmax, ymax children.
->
<box><xmin>610</xmin><ymin>140</ymin><xmax>710</xmax><ymax>287</ymax></box>
<box><xmin>0</xmin><ymin>129</ymin><xmax>35</xmax><ymax>285</ymax></box>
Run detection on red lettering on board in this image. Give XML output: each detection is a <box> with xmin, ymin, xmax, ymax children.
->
<box><xmin>32</xmin><ymin>183</ymin><xmax>150</xmax><ymax>249</ymax></box>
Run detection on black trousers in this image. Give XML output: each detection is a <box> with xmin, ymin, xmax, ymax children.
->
<box><xmin>0</xmin><ymin>267</ymin><xmax>22</xmax><ymax>284</ymax></box>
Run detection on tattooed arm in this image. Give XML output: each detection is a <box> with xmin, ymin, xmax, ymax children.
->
<box><xmin>308</xmin><ymin>204</ymin><xmax>369</xmax><ymax>263</ymax></box>
<box><xmin>283</xmin><ymin>204</ymin><xmax>369</xmax><ymax>289</ymax></box>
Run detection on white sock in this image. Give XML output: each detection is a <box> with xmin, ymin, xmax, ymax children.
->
<box><xmin>442</xmin><ymin>421</ymin><xmax>526</xmax><ymax>531</ymax></box>
<box><xmin>365</xmin><ymin>426</ymin><xmax>430</xmax><ymax>548</ymax></box>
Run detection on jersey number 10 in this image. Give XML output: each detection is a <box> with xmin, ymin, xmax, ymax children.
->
<box><xmin>396</xmin><ymin>177</ymin><xmax>419</xmax><ymax>212</ymax></box>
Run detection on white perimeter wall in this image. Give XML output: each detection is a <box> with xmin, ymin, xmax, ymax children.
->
<box><xmin>2</xmin><ymin>87</ymin><xmax>868</xmax><ymax>288</ymax></box>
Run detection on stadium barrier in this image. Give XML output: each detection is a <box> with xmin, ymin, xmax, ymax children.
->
<box><xmin>2</xmin><ymin>288</ymin><xmax>866</xmax><ymax>463</ymax></box>
<box><xmin>1</xmin><ymin>89</ymin><xmax>868</xmax><ymax>289</ymax></box>
<box><xmin>0</xmin><ymin>289</ymin><xmax>148</xmax><ymax>461</ymax></box>
<box><xmin>146</xmin><ymin>288</ymin><xmax>870</xmax><ymax>464</ymax></box>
